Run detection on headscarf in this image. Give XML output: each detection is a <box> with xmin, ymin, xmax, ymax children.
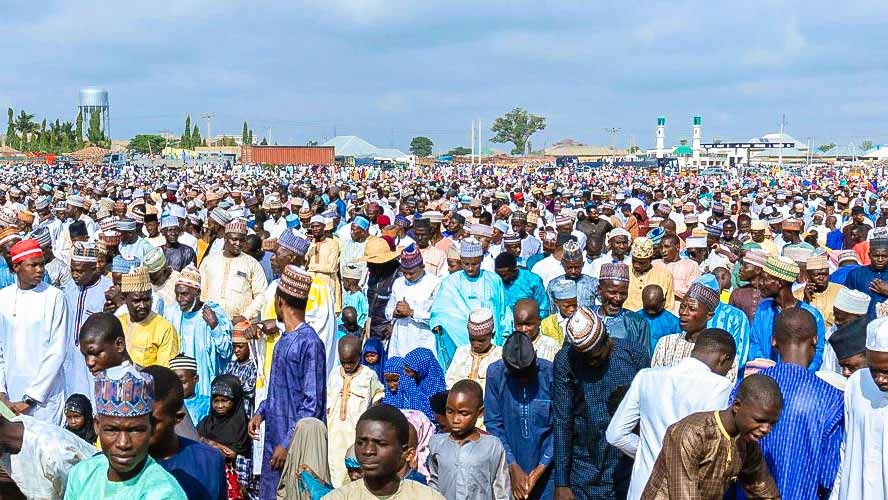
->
<box><xmin>380</xmin><ymin>357</ymin><xmax>436</xmax><ymax>422</ymax></box>
<box><xmin>280</xmin><ymin>418</ymin><xmax>330</xmax><ymax>500</ymax></box>
<box><xmin>361</xmin><ymin>338</ymin><xmax>387</xmax><ymax>384</ymax></box>
<box><xmin>197</xmin><ymin>375</ymin><xmax>251</xmax><ymax>457</ymax></box>
<box><xmin>402</xmin><ymin>348</ymin><xmax>446</xmax><ymax>397</ymax></box>
<box><xmin>401</xmin><ymin>409</ymin><xmax>434</xmax><ymax>480</ymax></box>
<box><xmin>64</xmin><ymin>393</ymin><xmax>96</xmax><ymax>444</ymax></box>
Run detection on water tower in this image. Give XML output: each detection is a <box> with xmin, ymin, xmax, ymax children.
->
<box><xmin>78</xmin><ymin>87</ymin><xmax>111</xmax><ymax>140</ymax></box>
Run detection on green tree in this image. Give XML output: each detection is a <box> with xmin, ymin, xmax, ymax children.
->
<box><xmin>5</xmin><ymin>108</ymin><xmax>17</xmax><ymax>150</ymax></box>
<box><xmin>87</xmin><ymin>111</ymin><xmax>105</xmax><ymax>145</ymax></box>
<box><xmin>306</xmin><ymin>140</ymin><xmax>318</xmax><ymax>146</ymax></box>
<box><xmin>817</xmin><ymin>143</ymin><xmax>836</xmax><ymax>153</ymax></box>
<box><xmin>409</xmin><ymin>136</ymin><xmax>434</xmax><ymax>156</ymax></box>
<box><xmin>860</xmin><ymin>140</ymin><xmax>874</xmax><ymax>152</ymax></box>
<box><xmin>628</xmin><ymin>145</ymin><xmax>641</xmax><ymax>154</ymax></box>
<box><xmin>14</xmin><ymin>110</ymin><xmax>36</xmax><ymax>145</ymax></box>
<box><xmin>248</xmin><ymin>130</ymin><xmax>253</xmax><ymax>145</ymax></box>
<box><xmin>447</xmin><ymin>146</ymin><xmax>472</xmax><ymax>155</ymax></box>
<box><xmin>489</xmin><ymin>107</ymin><xmax>546</xmax><ymax>155</ymax></box>
<box><xmin>679</xmin><ymin>138</ymin><xmax>688</xmax><ymax>146</ymax></box>
<box><xmin>242</xmin><ymin>121</ymin><xmax>249</xmax><ymax>145</ymax></box>
<box><xmin>260</xmin><ymin>137</ymin><xmax>268</xmax><ymax>145</ymax></box>
<box><xmin>127</xmin><ymin>134</ymin><xmax>167</xmax><ymax>154</ymax></box>
<box><xmin>75</xmin><ymin>109</ymin><xmax>84</xmax><ymax>147</ymax></box>
<box><xmin>181</xmin><ymin>115</ymin><xmax>192</xmax><ymax>149</ymax></box>
<box><xmin>190</xmin><ymin>125</ymin><xmax>202</xmax><ymax>148</ymax></box>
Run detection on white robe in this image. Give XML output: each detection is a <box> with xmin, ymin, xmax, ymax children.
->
<box><xmin>0</xmin><ymin>282</ymin><xmax>69</xmax><ymax>425</ymax></box>
<box><xmin>385</xmin><ymin>274</ymin><xmax>440</xmax><ymax>359</ymax></box>
<box><xmin>835</xmin><ymin>368</ymin><xmax>888</xmax><ymax>500</ymax></box>
<box><xmin>62</xmin><ymin>275</ymin><xmax>114</xmax><ymax>400</ymax></box>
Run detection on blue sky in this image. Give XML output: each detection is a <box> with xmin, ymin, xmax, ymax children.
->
<box><xmin>3</xmin><ymin>0</ymin><xmax>887</xmax><ymax>152</ymax></box>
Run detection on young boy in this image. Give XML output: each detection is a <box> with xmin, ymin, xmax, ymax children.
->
<box><xmin>445</xmin><ymin>309</ymin><xmax>502</xmax><ymax>392</ymax></box>
<box><xmin>326</xmin><ymin>336</ymin><xmax>384</xmax><ymax>487</ymax></box>
<box><xmin>338</xmin><ymin>306</ymin><xmax>363</xmax><ymax>338</ymax></box>
<box><xmin>712</xmin><ymin>266</ymin><xmax>733</xmax><ymax>303</ymax></box>
<box><xmin>169</xmin><ymin>354</ymin><xmax>210</xmax><ymax>426</ymax></box>
<box><xmin>341</xmin><ymin>264</ymin><xmax>368</xmax><ymax>330</ymax></box>
<box><xmin>428</xmin><ymin>379</ymin><xmax>510</xmax><ymax>499</ymax></box>
<box><xmin>224</xmin><ymin>321</ymin><xmax>258</xmax><ymax>416</ymax></box>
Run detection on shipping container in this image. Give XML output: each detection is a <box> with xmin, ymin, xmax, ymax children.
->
<box><xmin>241</xmin><ymin>146</ymin><xmax>335</xmax><ymax>165</ymax></box>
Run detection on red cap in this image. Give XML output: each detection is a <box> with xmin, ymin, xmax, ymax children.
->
<box><xmin>10</xmin><ymin>239</ymin><xmax>43</xmax><ymax>264</ymax></box>
<box><xmin>513</xmin><ymin>192</ymin><xmax>524</xmax><ymax>202</ymax></box>
<box><xmin>376</xmin><ymin>215</ymin><xmax>391</xmax><ymax>227</ymax></box>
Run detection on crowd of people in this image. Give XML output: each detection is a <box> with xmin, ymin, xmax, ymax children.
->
<box><xmin>0</xmin><ymin>158</ymin><xmax>887</xmax><ymax>499</ymax></box>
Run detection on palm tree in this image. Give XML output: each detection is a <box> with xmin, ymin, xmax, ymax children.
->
<box><xmin>14</xmin><ymin>110</ymin><xmax>36</xmax><ymax>140</ymax></box>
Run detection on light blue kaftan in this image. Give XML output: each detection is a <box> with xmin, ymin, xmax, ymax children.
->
<box><xmin>429</xmin><ymin>270</ymin><xmax>513</xmax><ymax>369</ymax></box>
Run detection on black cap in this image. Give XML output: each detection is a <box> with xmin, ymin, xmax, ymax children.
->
<box><xmin>829</xmin><ymin>316</ymin><xmax>867</xmax><ymax>360</ymax></box>
<box><xmin>502</xmin><ymin>332</ymin><xmax>537</xmax><ymax>372</ymax></box>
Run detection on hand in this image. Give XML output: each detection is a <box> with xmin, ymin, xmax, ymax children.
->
<box><xmin>526</xmin><ymin>464</ymin><xmax>548</xmax><ymax>495</ymax></box>
<box><xmin>248</xmin><ymin>414</ymin><xmax>263</xmax><ymax>440</ymax></box>
<box><xmin>395</xmin><ymin>299</ymin><xmax>414</xmax><ymax>319</ymax></box>
<box><xmin>261</xmin><ymin>320</ymin><xmax>281</xmax><ymax>337</ymax></box>
<box><xmin>8</xmin><ymin>401</ymin><xmax>30</xmax><ymax>415</ymax></box>
<box><xmin>509</xmin><ymin>463</ymin><xmax>529</xmax><ymax>500</ymax></box>
<box><xmin>231</xmin><ymin>315</ymin><xmax>247</xmax><ymax>324</ymax></box>
<box><xmin>803</xmin><ymin>282</ymin><xmax>816</xmax><ymax>303</ymax></box>
<box><xmin>270</xmin><ymin>445</ymin><xmax>288</xmax><ymax>470</ymax></box>
<box><xmin>554</xmin><ymin>486</ymin><xmax>576</xmax><ymax>500</ymax></box>
<box><xmin>871</xmin><ymin>279</ymin><xmax>888</xmax><ymax>296</ymax></box>
<box><xmin>219</xmin><ymin>444</ymin><xmax>237</xmax><ymax>460</ymax></box>
<box><xmin>202</xmin><ymin>305</ymin><xmax>219</xmax><ymax>329</ymax></box>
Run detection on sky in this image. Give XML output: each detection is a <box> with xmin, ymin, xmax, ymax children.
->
<box><xmin>3</xmin><ymin>0</ymin><xmax>887</xmax><ymax>153</ymax></box>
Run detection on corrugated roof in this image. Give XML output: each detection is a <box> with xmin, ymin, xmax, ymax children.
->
<box><xmin>543</xmin><ymin>144</ymin><xmax>625</xmax><ymax>156</ymax></box>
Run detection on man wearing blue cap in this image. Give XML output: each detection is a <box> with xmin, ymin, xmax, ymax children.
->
<box><xmin>160</xmin><ymin>216</ymin><xmax>196</xmax><ymax>272</ymax></box>
<box><xmin>64</xmin><ymin>368</ymin><xmax>187</xmax><ymax>499</ymax></box>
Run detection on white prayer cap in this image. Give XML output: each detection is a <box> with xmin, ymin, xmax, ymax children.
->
<box><xmin>607</xmin><ymin>228</ymin><xmax>631</xmax><ymax>242</ymax></box>
<box><xmin>309</xmin><ymin>215</ymin><xmax>325</xmax><ymax>225</ymax></box>
<box><xmin>866</xmin><ymin>317</ymin><xmax>888</xmax><ymax>352</ymax></box>
<box><xmin>834</xmin><ymin>288</ymin><xmax>871</xmax><ymax>316</ymax></box>
<box><xmin>686</xmin><ymin>236</ymin><xmax>708</xmax><ymax>249</ymax></box>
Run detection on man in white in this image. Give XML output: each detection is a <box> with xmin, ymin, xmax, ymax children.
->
<box><xmin>834</xmin><ymin>318</ymin><xmax>888</xmax><ymax>500</ymax></box>
<box><xmin>0</xmin><ymin>239</ymin><xmax>69</xmax><ymax>425</ymax></box>
<box><xmin>385</xmin><ymin>244</ymin><xmax>440</xmax><ymax>358</ymax></box>
<box><xmin>605</xmin><ymin>327</ymin><xmax>735</xmax><ymax>500</ymax></box>
<box><xmin>0</xmin><ymin>410</ymin><xmax>97</xmax><ymax>499</ymax></box>
<box><xmin>199</xmin><ymin>219</ymin><xmax>268</xmax><ymax>320</ymax></box>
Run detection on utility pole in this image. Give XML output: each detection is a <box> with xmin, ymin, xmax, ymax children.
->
<box><xmin>778</xmin><ymin>113</ymin><xmax>786</xmax><ymax>169</ymax></box>
<box><xmin>201</xmin><ymin>113</ymin><xmax>214</xmax><ymax>147</ymax></box>
<box><xmin>266</xmin><ymin>126</ymin><xmax>272</xmax><ymax>145</ymax></box>
<box><xmin>471</xmin><ymin>121</ymin><xmax>475</xmax><ymax>165</ymax></box>
<box><xmin>603</xmin><ymin>127</ymin><xmax>621</xmax><ymax>163</ymax></box>
<box><xmin>478</xmin><ymin>119</ymin><xmax>482</xmax><ymax>162</ymax></box>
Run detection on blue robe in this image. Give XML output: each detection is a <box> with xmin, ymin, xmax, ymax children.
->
<box><xmin>504</xmin><ymin>269</ymin><xmax>550</xmax><ymax>318</ymax></box>
<box><xmin>163</xmin><ymin>301</ymin><xmax>233</xmax><ymax>404</ymax></box>
<box><xmin>594</xmin><ymin>306</ymin><xmax>652</xmax><ymax>355</ymax></box>
<box><xmin>826</xmin><ymin>228</ymin><xmax>844</xmax><ymax>250</ymax></box>
<box><xmin>641</xmin><ymin>309</ymin><xmax>681</xmax><ymax>353</ymax></box>
<box><xmin>843</xmin><ymin>265</ymin><xmax>888</xmax><ymax>319</ymax></box>
<box><xmin>430</xmin><ymin>270</ymin><xmax>513</xmax><ymax>369</ymax></box>
<box><xmin>709</xmin><ymin>301</ymin><xmax>752</xmax><ymax>369</ymax></box>
<box><xmin>553</xmin><ymin>340</ymin><xmax>650</xmax><ymax>499</ymax></box>
<box><xmin>749</xmin><ymin>299</ymin><xmax>825</xmax><ymax>371</ymax></box>
<box><xmin>485</xmin><ymin>359</ymin><xmax>555</xmax><ymax>500</ymax></box>
<box><xmin>829</xmin><ymin>264</ymin><xmax>861</xmax><ymax>286</ymax></box>
<box><xmin>257</xmin><ymin>323</ymin><xmax>326</xmax><ymax>500</ymax></box>
<box><xmin>734</xmin><ymin>363</ymin><xmax>843</xmax><ymax>500</ymax></box>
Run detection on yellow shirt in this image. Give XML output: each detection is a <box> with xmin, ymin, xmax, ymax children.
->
<box><xmin>541</xmin><ymin>314</ymin><xmax>566</xmax><ymax>346</ymax></box>
<box><xmin>794</xmin><ymin>282</ymin><xmax>845</xmax><ymax>329</ymax></box>
<box><xmin>625</xmin><ymin>262</ymin><xmax>675</xmax><ymax>313</ymax></box>
<box><xmin>118</xmin><ymin>312</ymin><xmax>180</xmax><ymax>367</ymax></box>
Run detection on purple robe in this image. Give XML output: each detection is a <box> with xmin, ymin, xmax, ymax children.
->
<box><xmin>257</xmin><ymin>322</ymin><xmax>326</xmax><ymax>499</ymax></box>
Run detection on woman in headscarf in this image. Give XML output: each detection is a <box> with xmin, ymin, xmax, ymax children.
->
<box><xmin>64</xmin><ymin>393</ymin><xmax>96</xmax><ymax>445</ymax></box>
<box><xmin>278</xmin><ymin>418</ymin><xmax>330</xmax><ymax>500</ymax></box>
<box><xmin>380</xmin><ymin>356</ymin><xmax>436</xmax><ymax>423</ymax></box>
<box><xmin>361</xmin><ymin>337</ymin><xmax>387</xmax><ymax>383</ymax></box>
<box><xmin>402</xmin><ymin>347</ymin><xmax>446</xmax><ymax>397</ymax></box>
<box><xmin>198</xmin><ymin>374</ymin><xmax>254</xmax><ymax>499</ymax></box>
<box><xmin>401</xmin><ymin>409</ymin><xmax>434</xmax><ymax>481</ymax></box>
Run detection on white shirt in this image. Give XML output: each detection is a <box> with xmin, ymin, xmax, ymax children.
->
<box><xmin>606</xmin><ymin>357</ymin><xmax>732</xmax><ymax>500</ymax></box>
<box><xmin>0</xmin><ymin>415</ymin><xmax>97</xmax><ymax>500</ymax></box>
<box><xmin>835</xmin><ymin>368</ymin><xmax>888</xmax><ymax>500</ymax></box>
<box><xmin>0</xmin><ymin>282</ymin><xmax>69</xmax><ymax>425</ymax></box>
<box><xmin>530</xmin><ymin>256</ymin><xmax>563</xmax><ymax>290</ymax></box>
<box><xmin>385</xmin><ymin>273</ymin><xmax>440</xmax><ymax>359</ymax></box>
